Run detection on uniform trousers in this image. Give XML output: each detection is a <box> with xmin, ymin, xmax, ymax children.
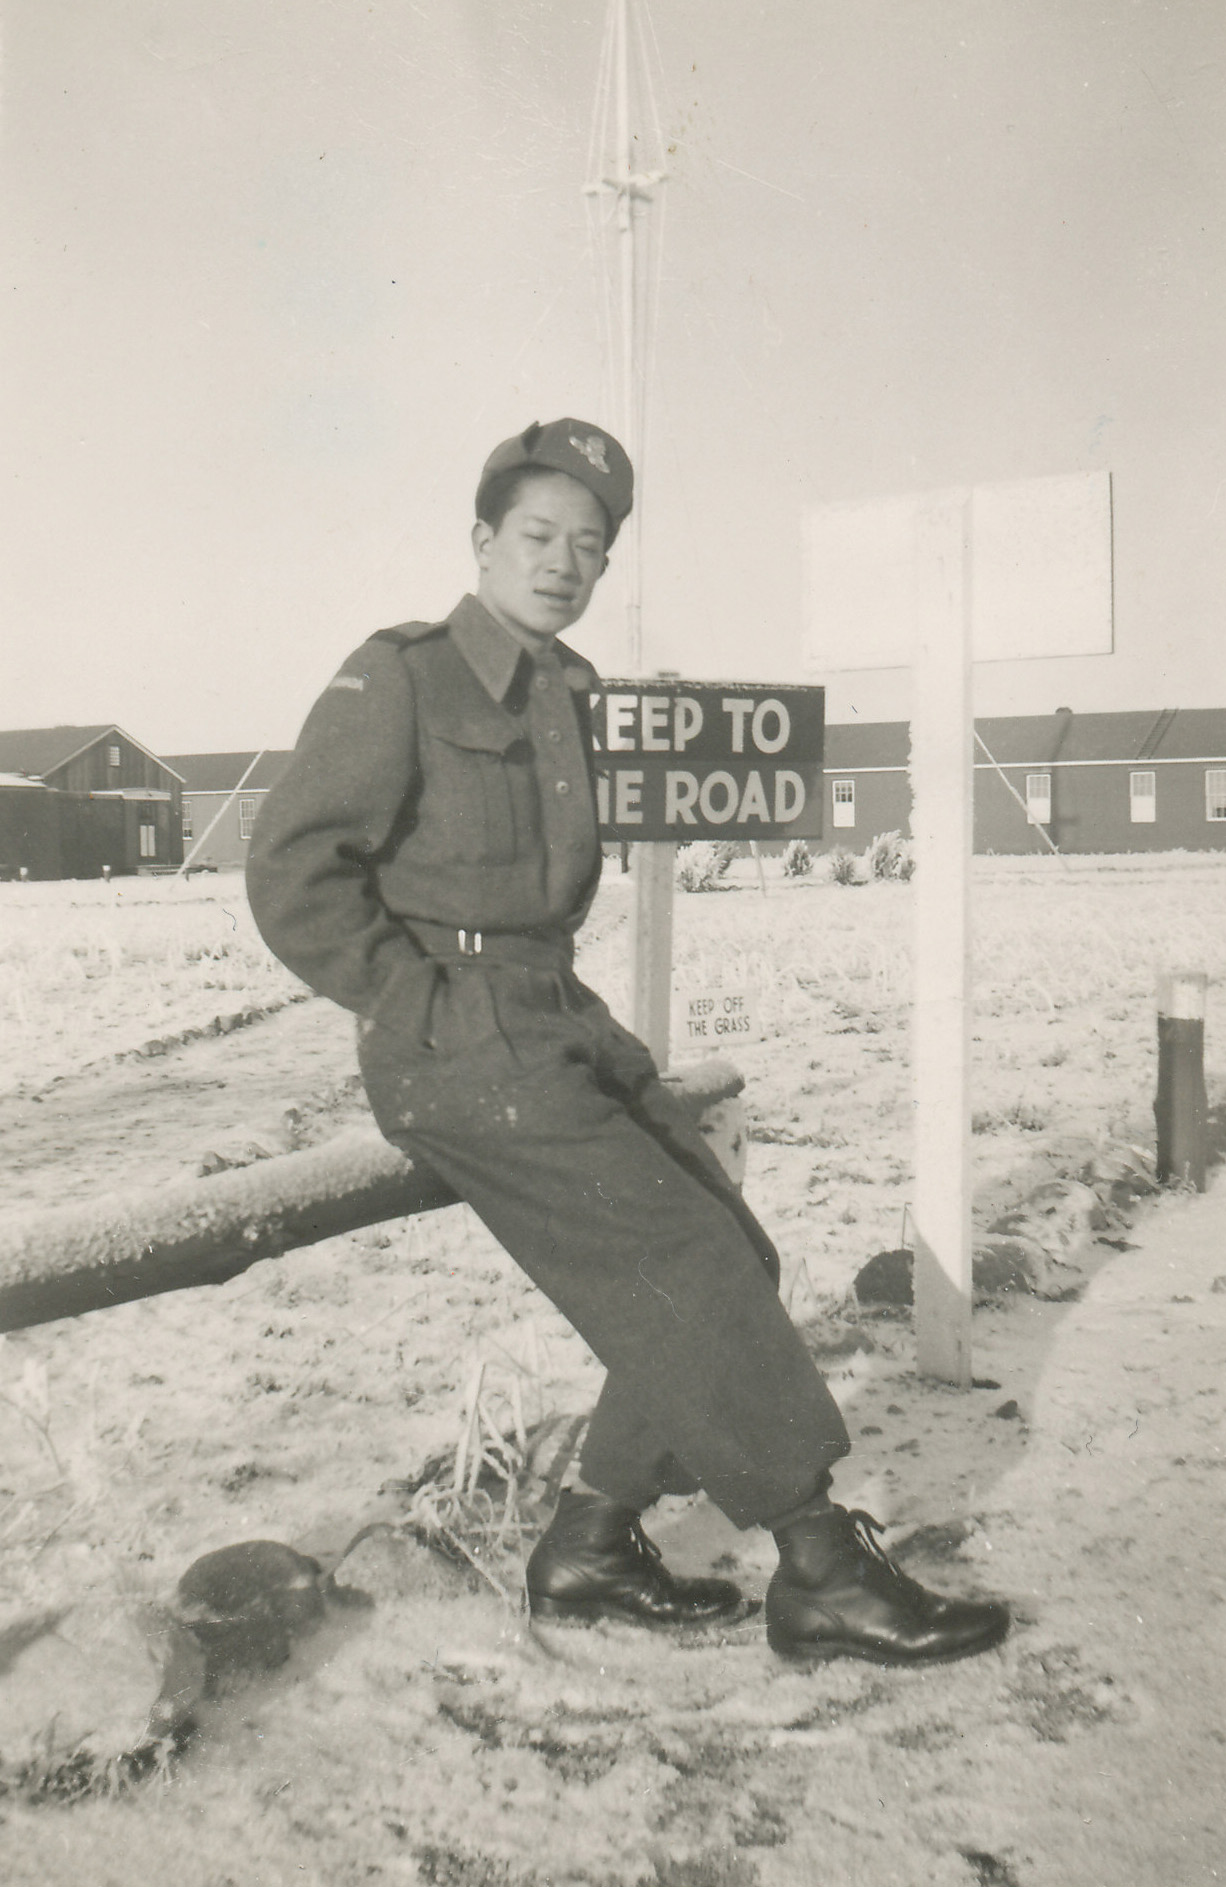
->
<box><xmin>358</xmin><ymin>937</ymin><xmax>850</xmax><ymax>1530</ymax></box>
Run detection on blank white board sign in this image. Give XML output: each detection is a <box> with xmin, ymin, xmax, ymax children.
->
<box><xmin>802</xmin><ymin>470</ymin><xmax>1113</xmax><ymax>672</ymax></box>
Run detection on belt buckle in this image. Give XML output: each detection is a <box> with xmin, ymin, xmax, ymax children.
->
<box><xmin>457</xmin><ymin>928</ymin><xmax>483</xmax><ymax>957</ymax></box>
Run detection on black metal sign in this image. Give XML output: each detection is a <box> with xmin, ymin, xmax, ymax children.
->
<box><xmin>590</xmin><ymin>681</ymin><xmax>824</xmax><ymax>841</ymax></box>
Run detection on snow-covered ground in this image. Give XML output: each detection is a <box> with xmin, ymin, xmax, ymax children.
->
<box><xmin>1</xmin><ymin>852</ymin><xmax>1223</xmax><ymax>1885</ymax></box>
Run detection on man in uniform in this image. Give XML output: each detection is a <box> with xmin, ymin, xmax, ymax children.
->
<box><xmin>246</xmin><ymin>419</ymin><xmax>1009</xmax><ymax>1667</ymax></box>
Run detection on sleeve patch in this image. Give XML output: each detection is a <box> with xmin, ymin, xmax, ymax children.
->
<box><xmin>327</xmin><ymin>673</ymin><xmax>368</xmax><ymax>692</ymax></box>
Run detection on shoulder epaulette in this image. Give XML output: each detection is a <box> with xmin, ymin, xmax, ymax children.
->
<box><xmin>553</xmin><ymin>635</ymin><xmax>601</xmax><ymax>684</ymax></box>
<box><xmin>368</xmin><ymin>621</ymin><xmax>446</xmax><ymax>650</ymax></box>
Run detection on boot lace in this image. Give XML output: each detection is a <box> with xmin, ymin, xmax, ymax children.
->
<box><xmin>626</xmin><ymin>1516</ymin><xmax>664</xmax><ymax>1567</ymax></box>
<box><xmin>844</xmin><ymin>1509</ymin><xmax>908</xmax><ymax>1582</ymax></box>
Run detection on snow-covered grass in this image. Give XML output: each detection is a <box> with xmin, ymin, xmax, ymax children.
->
<box><xmin>7</xmin><ymin>848</ymin><xmax>1226</xmax><ymax>1167</ymax></box>
<box><xmin>594</xmin><ymin>847</ymin><xmax>1226</xmax><ymax>1027</ymax></box>
<box><xmin>0</xmin><ymin>874</ymin><xmax>300</xmax><ymax>1095</ymax></box>
<box><xmin>584</xmin><ymin>850</ymin><xmax>1226</xmax><ymax>1274</ymax></box>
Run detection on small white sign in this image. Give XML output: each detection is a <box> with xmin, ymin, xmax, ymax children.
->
<box><xmin>802</xmin><ymin>469</ymin><xmax>1114</xmax><ymax>673</ymax></box>
<box><xmin>673</xmin><ymin>985</ymin><xmax>761</xmax><ymax>1049</ymax></box>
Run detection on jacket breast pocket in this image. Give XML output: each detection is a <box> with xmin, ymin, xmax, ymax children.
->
<box><xmin>423</xmin><ymin>727</ymin><xmax>539</xmax><ymax>866</ymax></box>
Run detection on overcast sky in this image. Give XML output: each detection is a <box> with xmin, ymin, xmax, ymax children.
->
<box><xmin>2</xmin><ymin>1</ymin><xmax>1223</xmax><ymax>752</ymax></box>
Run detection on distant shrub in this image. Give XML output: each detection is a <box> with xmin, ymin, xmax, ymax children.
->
<box><xmin>972</xmin><ymin>1100</ymin><xmax>1047</xmax><ymax>1135</ymax></box>
<box><xmin>828</xmin><ymin>848</ymin><xmax>861</xmax><ymax>886</ymax></box>
<box><xmin>781</xmin><ymin>839</ymin><xmax>813</xmax><ymax>878</ymax></box>
<box><xmin>676</xmin><ymin>842</ymin><xmax>732</xmax><ymax>893</ymax></box>
<box><xmin>865</xmin><ymin>830</ymin><xmax>915</xmax><ymax>882</ymax></box>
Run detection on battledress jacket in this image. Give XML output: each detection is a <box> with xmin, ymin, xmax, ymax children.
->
<box><xmin>245</xmin><ymin>594</ymin><xmax>604</xmax><ymax>1031</ymax></box>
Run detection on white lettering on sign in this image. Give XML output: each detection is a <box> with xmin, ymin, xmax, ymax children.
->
<box><xmin>673</xmin><ymin>985</ymin><xmax>761</xmax><ymax>1046</ymax></box>
<box><xmin>657</xmin><ymin>769</ymin><xmax>804</xmax><ymax>827</ymax></box>
<box><xmin>607</xmin><ymin>693</ymin><xmax>638</xmax><ymax>751</ymax></box>
<box><xmin>698</xmin><ymin>772</ymin><xmax>737</xmax><ymax>823</ymax></box>
<box><xmin>674</xmin><ymin>697</ymin><xmax>703</xmax><ymax>750</ymax></box>
<box><xmin>722</xmin><ymin>698</ymin><xmax>754</xmax><ymax>753</ymax></box>
<box><xmin>641</xmin><ymin>696</ymin><xmax>671</xmax><ymax>751</ymax></box>
<box><xmin>775</xmin><ymin>772</ymin><xmax>804</xmax><ymax>821</ymax></box>
<box><xmin>606</xmin><ymin>692</ymin><xmax>709</xmax><ymax>755</ymax></box>
<box><xmin>615</xmin><ymin>769</ymin><xmax>643</xmax><ymax>824</ymax></box>
<box><xmin>738</xmin><ymin>772</ymin><xmax>771</xmax><ymax>822</ymax></box>
<box><xmin>753</xmin><ymin>699</ymin><xmax>790</xmax><ymax>753</ymax></box>
<box><xmin>599</xmin><ymin>766</ymin><xmax>803</xmax><ymax>826</ymax></box>
<box><xmin>721</xmin><ymin>696</ymin><xmax>792</xmax><ymax>755</ymax></box>
<box><xmin>665</xmin><ymin>771</ymin><xmax>700</xmax><ymax>825</ymax></box>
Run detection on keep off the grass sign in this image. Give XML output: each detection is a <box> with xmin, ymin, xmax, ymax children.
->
<box><xmin>590</xmin><ymin>681</ymin><xmax>825</xmax><ymax>841</ymax></box>
<box><xmin>674</xmin><ymin>984</ymin><xmax>762</xmax><ymax>1047</ymax></box>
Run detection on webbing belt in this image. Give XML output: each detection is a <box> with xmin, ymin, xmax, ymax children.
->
<box><xmin>399</xmin><ymin>917</ymin><xmax>575</xmax><ymax>969</ymax></box>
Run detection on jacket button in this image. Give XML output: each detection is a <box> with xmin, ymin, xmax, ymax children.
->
<box><xmin>555</xmin><ymin>779</ymin><xmax>571</xmax><ymax>795</ymax></box>
<box><xmin>534</xmin><ymin>674</ymin><xmax>550</xmax><ymax>692</ymax></box>
<box><xmin>547</xmin><ymin>728</ymin><xmax>562</xmax><ymax>743</ymax></box>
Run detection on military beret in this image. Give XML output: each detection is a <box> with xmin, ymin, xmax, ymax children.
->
<box><xmin>476</xmin><ymin>418</ymin><xmax>634</xmax><ymax>544</ymax></box>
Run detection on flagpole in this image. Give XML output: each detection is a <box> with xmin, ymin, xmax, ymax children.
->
<box><xmin>584</xmin><ymin>0</ymin><xmax>673</xmax><ymax>1062</ymax></box>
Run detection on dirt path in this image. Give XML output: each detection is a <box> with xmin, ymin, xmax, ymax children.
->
<box><xmin>0</xmin><ymin>997</ymin><xmax>364</xmax><ymax>1211</ymax></box>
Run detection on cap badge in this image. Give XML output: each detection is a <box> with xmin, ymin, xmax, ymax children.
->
<box><xmin>569</xmin><ymin>432</ymin><xmax>611</xmax><ymax>474</ymax></box>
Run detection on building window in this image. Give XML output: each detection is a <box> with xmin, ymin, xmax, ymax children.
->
<box><xmin>139</xmin><ymin>823</ymin><xmax>157</xmax><ymax>858</ymax></box>
<box><xmin>107</xmin><ymin>744</ymin><xmax>121</xmax><ymax>769</ymax></box>
<box><xmin>1206</xmin><ymin>769</ymin><xmax>1226</xmax><ymax>822</ymax></box>
<box><xmin>1129</xmin><ymin>771</ymin><xmax>1156</xmax><ymax>823</ymax></box>
<box><xmin>1025</xmin><ymin>773</ymin><xmax>1052</xmax><ymax>826</ymax></box>
<box><xmin>238</xmin><ymin>796</ymin><xmax>258</xmax><ymax>840</ymax></box>
<box><xmin>181</xmin><ymin>805</ymin><xmax>194</xmax><ymax>840</ymax></box>
<box><xmin>831</xmin><ymin>779</ymin><xmax>856</xmax><ymax>828</ymax></box>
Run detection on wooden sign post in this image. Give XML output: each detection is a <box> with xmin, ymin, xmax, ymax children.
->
<box><xmin>804</xmin><ymin>471</ymin><xmax>1114</xmax><ymax>1385</ymax></box>
<box><xmin>631</xmin><ymin>841</ymin><xmax>676</xmax><ymax>1067</ymax></box>
<box><xmin>910</xmin><ymin>492</ymin><xmax>975</xmax><ymax>1384</ymax></box>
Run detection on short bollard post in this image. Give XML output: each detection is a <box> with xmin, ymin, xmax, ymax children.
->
<box><xmin>1155</xmin><ymin>971</ymin><xmax>1208</xmax><ymax>1190</ymax></box>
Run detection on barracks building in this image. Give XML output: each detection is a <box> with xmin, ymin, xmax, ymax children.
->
<box><xmin>818</xmin><ymin>707</ymin><xmax>1226</xmax><ymax>855</ymax></box>
<box><xmin>0</xmin><ymin>725</ymin><xmax>184</xmax><ymax>879</ymax></box>
<box><xmin>3</xmin><ymin>710</ymin><xmax>1226</xmax><ymax>879</ymax></box>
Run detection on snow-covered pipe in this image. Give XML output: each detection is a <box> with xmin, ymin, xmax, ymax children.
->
<box><xmin>0</xmin><ymin>1060</ymin><xmax>744</xmax><ymax>1332</ymax></box>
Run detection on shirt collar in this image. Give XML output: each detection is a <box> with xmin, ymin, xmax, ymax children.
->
<box><xmin>448</xmin><ymin>594</ymin><xmax>599</xmax><ymax>702</ymax></box>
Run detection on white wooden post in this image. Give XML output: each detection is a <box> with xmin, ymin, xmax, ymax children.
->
<box><xmin>804</xmin><ymin>471</ymin><xmax>1113</xmax><ymax>1389</ymax></box>
<box><xmin>910</xmin><ymin>490</ymin><xmax>974</xmax><ymax>1386</ymax></box>
<box><xmin>631</xmin><ymin>840</ymin><xmax>676</xmax><ymax>1068</ymax></box>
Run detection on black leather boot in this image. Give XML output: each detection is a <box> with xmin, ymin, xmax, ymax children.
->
<box><xmin>526</xmin><ymin>1489</ymin><xmax>743</xmax><ymax>1627</ymax></box>
<box><xmin>767</xmin><ymin>1507</ymin><xmax>1010</xmax><ymax>1666</ymax></box>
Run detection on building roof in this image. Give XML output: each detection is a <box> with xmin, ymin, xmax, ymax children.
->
<box><xmin>975</xmin><ymin>711</ymin><xmax>1149</xmax><ymax>765</ymax></box>
<box><xmin>0</xmin><ymin>725</ymin><xmax>117</xmax><ymax>777</ymax></box>
<box><xmin>825</xmin><ymin>708</ymin><xmax>1226</xmax><ymax>770</ymax></box>
<box><xmin>164</xmin><ymin>751</ymin><xmax>294</xmax><ymax>792</ymax></box>
<box><xmin>976</xmin><ymin>708</ymin><xmax>1226</xmax><ymax>764</ymax></box>
<box><xmin>824</xmin><ymin>722</ymin><xmax>911</xmax><ymax>769</ymax></box>
<box><xmin>0</xmin><ymin>725</ymin><xmax>186</xmax><ymax>783</ymax></box>
<box><xmin>92</xmin><ymin>787</ymin><xmax>173</xmax><ymax>802</ymax></box>
<box><xmin>1137</xmin><ymin>708</ymin><xmax>1226</xmax><ymax>760</ymax></box>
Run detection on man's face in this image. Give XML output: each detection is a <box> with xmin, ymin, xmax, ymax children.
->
<box><xmin>473</xmin><ymin>471</ymin><xmax>608</xmax><ymax>649</ymax></box>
